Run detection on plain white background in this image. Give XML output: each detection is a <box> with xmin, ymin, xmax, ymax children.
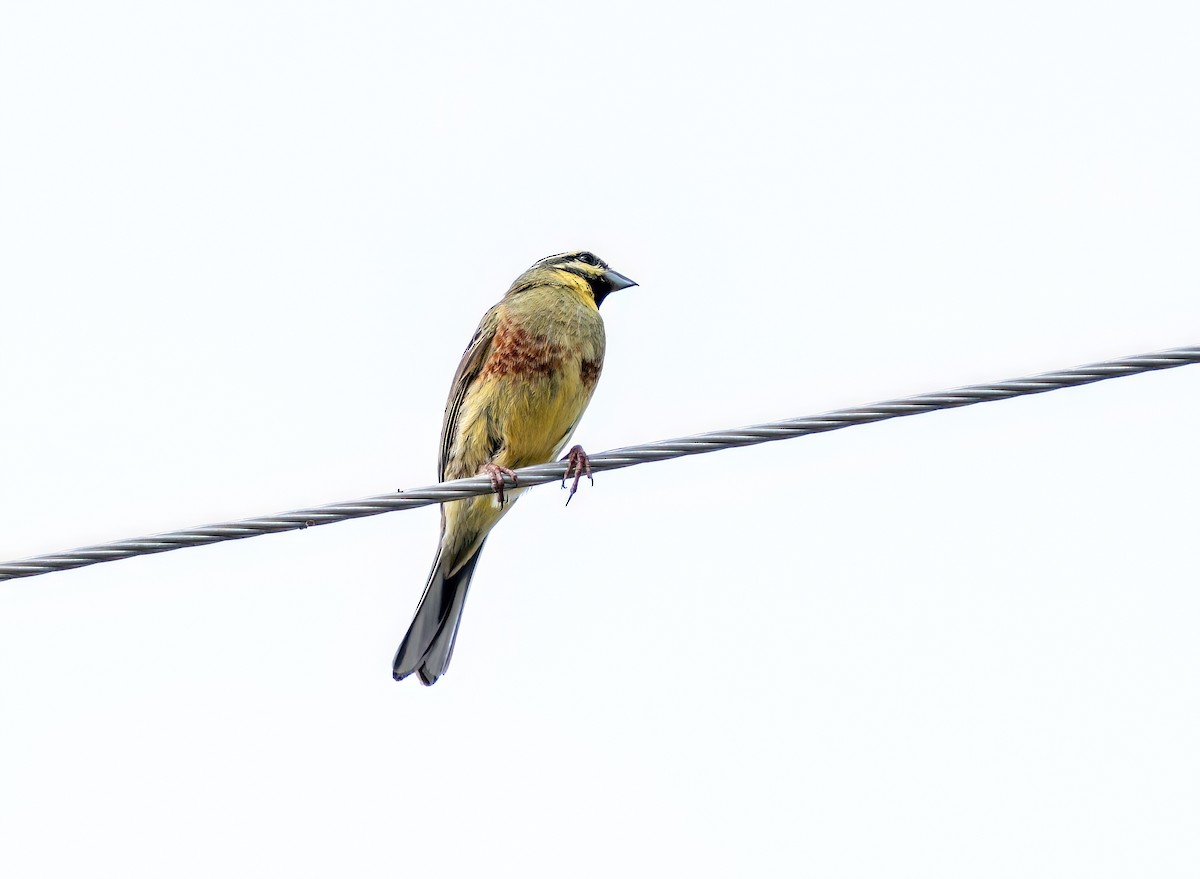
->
<box><xmin>2</xmin><ymin>2</ymin><xmax>1198</xmax><ymax>876</ymax></box>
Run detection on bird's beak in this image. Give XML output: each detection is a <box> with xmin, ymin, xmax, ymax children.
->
<box><xmin>600</xmin><ymin>269</ymin><xmax>638</xmax><ymax>292</ymax></box>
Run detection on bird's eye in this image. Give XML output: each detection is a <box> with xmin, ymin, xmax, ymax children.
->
<box><xmin>576</xmin><ymin>252</ymin><xmax>597</xmax><ymax>266</ymax></box>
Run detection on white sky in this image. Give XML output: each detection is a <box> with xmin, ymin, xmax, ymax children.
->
<box><xmin>2</xmin><ymin>2</ymin><xmax>1199</xmax><ymax>876</ymax></box>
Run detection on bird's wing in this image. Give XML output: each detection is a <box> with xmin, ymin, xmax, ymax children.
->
<box><xmin>438</xmin><ymin>305</ymin><xmax>502</xmax><ymax>482</ymax></box>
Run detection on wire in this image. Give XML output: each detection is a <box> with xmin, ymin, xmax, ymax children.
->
<box><xmin>2</xmin><ymin>345</ymin><xmax>1197</xmax><ymax>582</ymax></box>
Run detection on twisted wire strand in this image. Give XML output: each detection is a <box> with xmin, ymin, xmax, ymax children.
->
<box><xmin>2</xmin><ymin>345</ymin><xmax>1196</xmax><ymax>582</ymax></box>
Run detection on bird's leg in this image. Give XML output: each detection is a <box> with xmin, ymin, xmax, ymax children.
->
<box><xmin>478</xmin><ymin>462</ymin><xmax>518</xmax><ymax>506</ymax></box>
<box><xmin>560</xmin><ymin>445</ymin><xmax>594</xmax><ymax>505</ymax></box>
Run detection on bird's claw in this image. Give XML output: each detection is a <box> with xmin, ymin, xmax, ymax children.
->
<box><xmin>479</xmin><ymin>463</ymin><xmax>518</xmax><ymax>506</ymax></box>
<box><xmin>560</xmin><ymin>445</ymin><xmax>593</xmax><ymax>506</ymax></box>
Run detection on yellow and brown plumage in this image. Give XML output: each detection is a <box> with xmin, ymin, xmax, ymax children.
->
<box><xmin>392</xmin><ymin>251</ymin><xmax>637</xmax><ymax>685</ymax></box>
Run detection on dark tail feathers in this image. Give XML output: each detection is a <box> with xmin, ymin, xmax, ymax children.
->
<box><xmin>392</xmin><ymin>541</ymin><xmax>487</xmax><ymax>685</ymax></box>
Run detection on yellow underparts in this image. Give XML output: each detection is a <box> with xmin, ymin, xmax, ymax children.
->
<box><xmin>441</xmin><ymin>277</ymin><xmax>605</xmax><ymax>564</ymax></box>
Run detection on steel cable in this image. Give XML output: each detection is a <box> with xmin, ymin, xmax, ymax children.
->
<box><xmin>1</xmin><ymin>345</ymin><xmax>1196</xmax><ymax>581</ymax></box>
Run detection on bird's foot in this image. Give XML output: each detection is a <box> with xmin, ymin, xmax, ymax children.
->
<box><xmin>479</xmin><ymin>462</ymin><xmax>518</xmax><ymax>506</ymax></box>
<box><xmin>560</xmin><ymin>445</ymin><xmax>594</xmax><ymax>505</ymax></box>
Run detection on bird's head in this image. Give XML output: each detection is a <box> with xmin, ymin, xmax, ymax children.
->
<box><xmin>516</xmin><ymin>251</ymin><xmax>638</xmax><ymax>308</ymax></box>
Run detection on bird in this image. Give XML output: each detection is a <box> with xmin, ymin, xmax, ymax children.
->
<box><xmin>392</xmin><ymin>251</ymin><xmax>637</xmax><ymax>685</ymax></box>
